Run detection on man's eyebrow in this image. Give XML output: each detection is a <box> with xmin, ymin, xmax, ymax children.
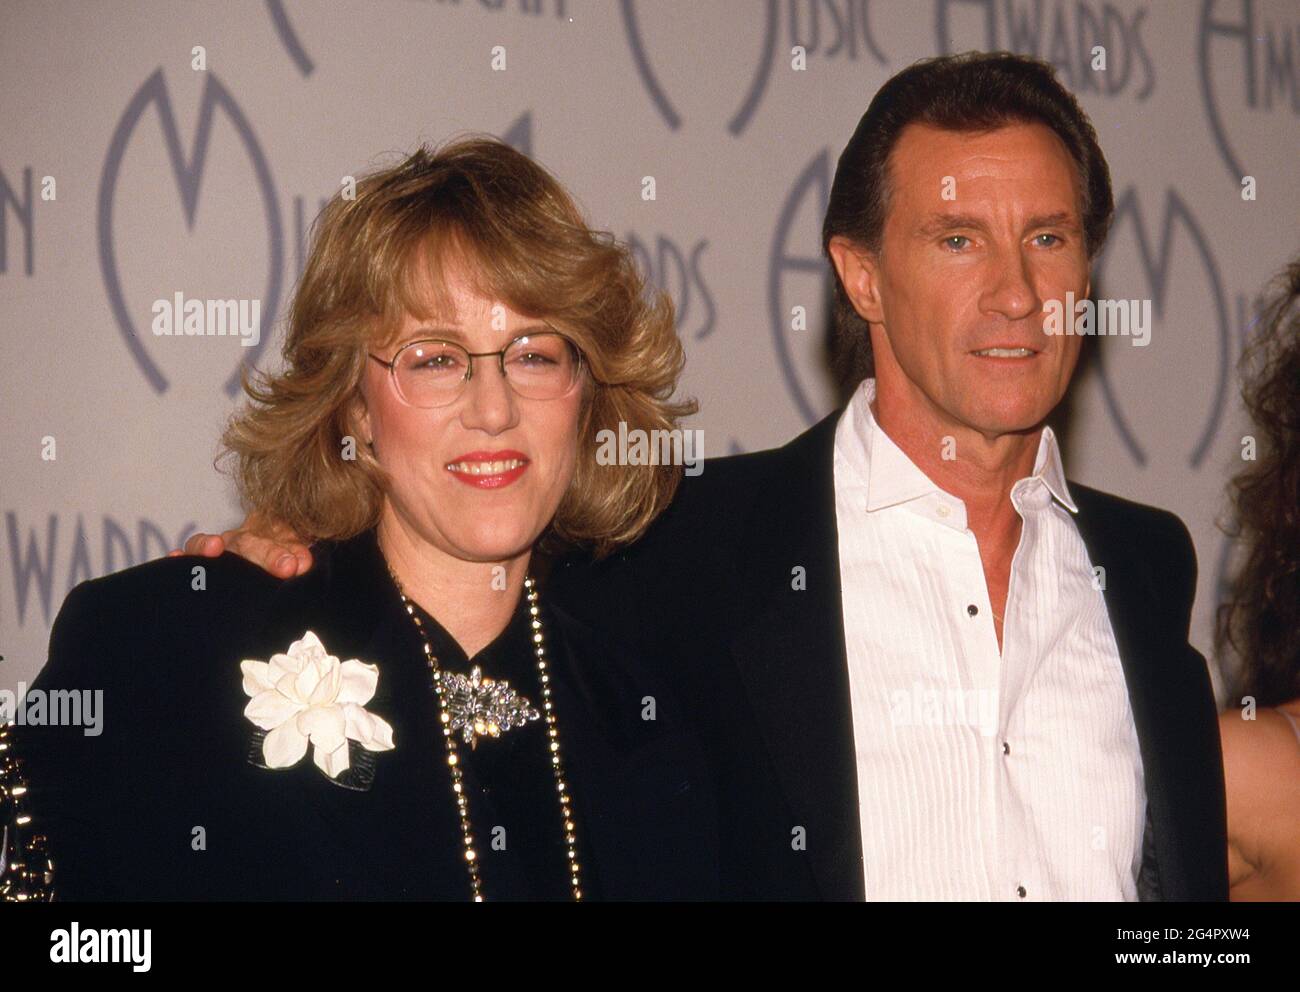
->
<box><xmin>1023</xmin><ymin>211</ymin><xmax>1081</xmax><ymax>231</ymax></box>
<box><xmin>916</xmin><ymin>212</ymin><xmax>988</xmax><ymax>237</ymax></box>
<box><xmin>915</xmin><ymin>211</ymin><xmax>1082</xmax><ymax>237</ymax></box>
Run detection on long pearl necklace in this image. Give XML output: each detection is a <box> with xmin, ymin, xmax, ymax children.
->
<box><xmin>388</xmin><ymin>569</ymin><xmax>583</xmax><ymax>902</ymax></box>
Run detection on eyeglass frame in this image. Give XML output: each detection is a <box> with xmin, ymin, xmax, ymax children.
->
<box><xmin>367</xmin><ymin>330</ymin><xmax>586</xmax><ymax>408</ymax></box>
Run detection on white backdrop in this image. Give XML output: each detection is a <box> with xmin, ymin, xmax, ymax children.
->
<box><xmin>2</xmin><ymin>0</ymin><xmax>1298</xmax><ymax>701</ymax></box>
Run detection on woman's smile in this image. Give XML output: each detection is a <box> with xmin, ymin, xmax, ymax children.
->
<box><xmin>445</xmin><ymin>449</ymin><xmax>531</xmax><ymax>489</ymax></box>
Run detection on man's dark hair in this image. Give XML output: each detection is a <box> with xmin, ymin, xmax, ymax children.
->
<box><xmin>822</xmin><ymin>51</ymin><xmax>1115</xmax><ymax>383</ymax></box>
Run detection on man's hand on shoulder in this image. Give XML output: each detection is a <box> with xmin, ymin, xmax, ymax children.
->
<box><xmin>168</xmin><ymin>510</ymin><xmax>314</xmax><ymax>578</ymax></box>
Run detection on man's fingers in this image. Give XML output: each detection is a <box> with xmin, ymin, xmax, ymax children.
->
<box><xmin>277</xmin><ymin>545</ymin><xmax>313</xmax><ymax>576</ymax></box>
<box><xmin>169</xmin><ymin>520</ymin><xmax>312</xmax><ymax>578</ymax></box>
<box><xmin>167</xmin><ymin>512</ymin><xmax>314</xmax><ymax>577</ymax></box>
<box><xmin>181</xmin><ymin>533</ymin><xmax>226</xmax><ymax>557</ymax></box>
<box><xmin>221</xmin><ymin>528</ymin><xmax>310</xmax><ymax>578</ymax></box>
<box><xmin>246</xmin><ymin>512</ymin><xmax>313</xmax><ymax>575</ymax></box>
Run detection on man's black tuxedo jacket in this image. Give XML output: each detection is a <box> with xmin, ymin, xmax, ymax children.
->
<box><xmin>550</xmin><ymin>410</ymin><xmax>1229</xmax><ymax>901</ymax></box>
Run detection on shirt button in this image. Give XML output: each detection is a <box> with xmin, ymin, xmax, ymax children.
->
<box><xmin>936</xmin><ymin>504</ymin><xmax>951</xmax><ymax>518</ymax></box>
<box><xmin>1002</xmin><ymin>741</ymin><xmax>1011</xmax><ymax>755</ymax></box>
<box><xmin>1016</xmin><ymin>885</ymin><xmax>1027</xmax><ymax>899</ymax></box>
<box><xmin>967</xmin><ymin>604</ymin><xmax>978</xmax><ymax>617</ymax></box>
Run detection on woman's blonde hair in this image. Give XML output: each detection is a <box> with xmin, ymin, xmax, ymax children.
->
<box><xmin>222</xmin><ymin>136</ymin><xmax>696</xmax><ymax>557</ymax></box>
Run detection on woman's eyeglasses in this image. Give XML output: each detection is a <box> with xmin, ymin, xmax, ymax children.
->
<box><xmin>368</xmin><ymin>332</ymin><xmax>584</xmax><ymax>408</ymax></box>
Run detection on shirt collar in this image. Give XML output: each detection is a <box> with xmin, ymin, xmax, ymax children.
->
<box><xmin>1032</xmin><ymin>424</ymin><xmax>1078</xmax><ymax>513</ymax></box>
<box><xmin>839</xmin><ymin>378</ymin><xmax>1078</xmax><ymax>515</ymax></box>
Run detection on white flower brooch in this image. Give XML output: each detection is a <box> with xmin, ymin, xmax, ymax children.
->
<box><xmin>241</xmin><ymin>631</ymin><xmax>395</xmax><ymax>789</ymax></box>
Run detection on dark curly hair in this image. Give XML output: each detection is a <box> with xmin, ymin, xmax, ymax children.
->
<box><xmin>1217</xmin><ymin>258</ymin><xmax>1300</xmax><ymax>708</ymax></box>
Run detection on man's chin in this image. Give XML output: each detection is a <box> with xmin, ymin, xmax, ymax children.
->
<box><xmin>959</xmin><ymin>401</ymin><xmax>1051</xmax><ymax>440</ymax></box>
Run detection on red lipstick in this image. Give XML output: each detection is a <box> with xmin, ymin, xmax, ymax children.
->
<box><xmin>445</xmin><ymin>450</ymin><xmax>530</xmax><ymax>489</ymax></box>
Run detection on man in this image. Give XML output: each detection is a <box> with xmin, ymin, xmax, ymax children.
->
<box><xmin>183</xmin><ymin>52</ymin><xmax>1227</xmax><ymax>900</ymax></box>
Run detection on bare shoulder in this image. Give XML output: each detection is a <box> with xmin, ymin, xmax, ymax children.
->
<box><xmin>1219</xmin><ymin>701</ymin><xmax>1300</xmax><ymax>799</ymax></box>
<box><xmin>1220</xmin><ymin>699</ymin><xmax>1300</xmax><ymax>752</ymax></box>
<box><xmin>1220</xmin><ymin>700</ymin><xmax>1300</xmax><ymax>896</ymax></box>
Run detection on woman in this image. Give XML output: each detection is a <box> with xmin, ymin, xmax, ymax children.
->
<box><xmin>1216</xmin><ymin>258</ymin><xmax>1300</xmax><ymax>901</ymax></box>
<box><xmin>2</xmin><ymin>137</ymin><xmax>717</xmax><ymax>901</ymax></box>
